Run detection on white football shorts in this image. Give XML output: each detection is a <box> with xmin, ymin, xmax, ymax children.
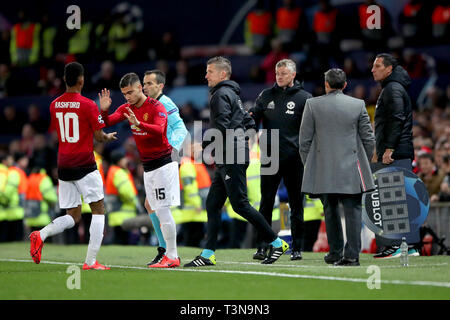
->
<box><xmin>58</xmin><ymin>170</ymin><xmax>104</xmax><ymax>209</ymax></box>
<box><xmin>144</xmin><ymin>161</ymin><xmax>180</xmax><ymax>210</ymax></box>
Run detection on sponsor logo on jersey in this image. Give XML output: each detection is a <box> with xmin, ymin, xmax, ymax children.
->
<box><xmin>130</xmin><ymin>124</ymin><xmax>142</xmax><ymax>132</ymax></box>
<box><xmin>286</xmin><ymin>101</ymin><xmax>295</xmax><ymax>114</ymax></box>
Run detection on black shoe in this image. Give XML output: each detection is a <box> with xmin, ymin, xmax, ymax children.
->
<box><xmin>333</xmin><ymin>257</ymin><xmax>360</xmax><ymax>266</ymax></box>
<box><xmin>146</xmin><ymin>247</ymin><xmax>166</xmax><ymax>266</ymax></box>
<box><xmin>373</xmin><ymin>246</ymin><xmax>400</xmax><ymax>259</ymax></box>
<box><xmin>183</xmin><ymin>255</ymin><xmax>216</xmax><ymax>267</ymax></box>
<box><xmin>253</xmin><ymin>247</ymin><xmax>267</xmax><ymax>260</ymax></box>
<box><xmin>261</xmin><ymin>240</ymin><xmax>289</xmax><ymax>264</ymax></box>
<box><xmin>324</xmin><ymin>253</ymin><xmax>342</xmax><ymax>264</ymax></box>
<box><xmin>290</xmin><ymin>250</ymin><xmax>302</xmax><ymax>261</ymax></box>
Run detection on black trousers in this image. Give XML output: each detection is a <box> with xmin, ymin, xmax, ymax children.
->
<box><xmin>205</xmin><ymin>164</ymin><xmax>277</xmax><ymax>251</ymax></box>
<box><xmin>256</xmin><ymin>157</ymin><xmax>305</xmax><ymax>251</ymax></box>
<box><xmin>321</xmin><ymin>193</ymin><xmax>362</xmax><ymax>260</ymax></box>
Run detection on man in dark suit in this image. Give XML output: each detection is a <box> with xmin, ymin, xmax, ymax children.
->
<box><xmin>299</xmin><ymin>68</ymin><xmax>375</xmax><ymax>266</ymax></box>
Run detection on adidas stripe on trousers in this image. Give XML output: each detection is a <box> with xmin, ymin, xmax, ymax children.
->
<box><xmin>204</xmin><ymin>163</ymin><xmax>277</xmax><ymax>251</ymax></box>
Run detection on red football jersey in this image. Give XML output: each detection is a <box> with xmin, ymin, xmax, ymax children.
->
<box><xmin>101</xmin><ymin>97</ymin><xmax>172</xmax><ymax>162</ymax></box>
<box><xmin>50</xmin><ymin>92</ymin><xmax>105</xmax><ymax>169</ymax></box>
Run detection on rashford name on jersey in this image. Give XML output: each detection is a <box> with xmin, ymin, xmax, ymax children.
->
<box><xmin>50</xmin><ymin>92</ymin><xmax>105</xmax><ymax>177</ymax></box>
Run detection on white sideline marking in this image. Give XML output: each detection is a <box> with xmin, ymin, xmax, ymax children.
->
<box><xmin>2</xmin><ymin>258</ymin><xmax>450</xmax><ymax>288</ymax></box>
<box><xmin>218</xmin><ymin>260</ymin><xmax>449</xmax><ymax>269</ymax></box>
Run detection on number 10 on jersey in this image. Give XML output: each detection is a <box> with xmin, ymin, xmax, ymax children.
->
<box><xmin>56</xmin><ymin>112</ymin><xmax>80</xmax><ymax>143</ymax></box>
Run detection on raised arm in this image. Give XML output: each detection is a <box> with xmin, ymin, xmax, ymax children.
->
<box><xmin>99</xmin><ymin>89</ymin><xmax>126</xmax><ymax>126</ymax></box>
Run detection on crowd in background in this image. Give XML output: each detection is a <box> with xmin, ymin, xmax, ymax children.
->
<box><xmin>0</xmin><ymin>0</ymin><xmax>449</xmax><ymax>245</ymax></box>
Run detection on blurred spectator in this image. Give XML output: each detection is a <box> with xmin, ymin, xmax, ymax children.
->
<box><xmin>10</xmin><ymin>10</ymin><xmax>40</xmax><ymax>67</ymax></box>
<box><xmin>249</xmin><ymin>64</ymin><xmax>265</xmax><ymax>83</ymax></box>
<box><xmin>93</xmin><ymin>11</ymin><xmax>113</xmax><ymax>62</ymax></box>
<box><xmin>179</xmin><ymin>102</ymin><xmax>199</xmax><ymax>130</ymax></box>
<box><xmin>343</xmin><ymin>57</ymin><xmax>363</xmax><ymax>79</ymax></box>
<box><xmin>0</xmin><ymin>30</ymin><xmax>11</xmax><ymax>65</ymax></box>
<box><xmin>155</xmin><ymin>59</ymin><xmax>174</xmax><ymax>87</ymax></box>
<box><xmin>245</xmin><ymin>0</ymin><xmax>273</xmax><ymax>54</ymax></box>
<box><xmin>275</xmin><ymin>0</ymin><xmax>306</xmax><ymax>52</ymax></box>
<box><xmin>107</xmin><ymin>12</ymin><xmax>135</xmax><ymax>62</ymax></box>
<box><xmin>260</xmin><ymin>38</ymin><xmax>289</xmax><ymax>84</ymax></box>
<box><xmin>29</xmin><ymin>134</ymin><xmax>56</xmax><ymax>176</ymax></box>
<box><xmin>19</xmin><ymin>123</ymin><xmax>35</xmax><ymax>156</ymax></box>
<box><xmin>402</xmin><ymin>48</ymin><xmax>435</xmax><ymax>79</ymax></box>
<box><xmin>312</xmin><ymin>0</ymin><xmax>341</xmax><ymax>72</ymax></box>
<box><xmin>155</xmin><ymin>31</ymin><xmax>181</xmax><ymax>61</ymax></box>
<box><xmin>423</xmin><ymin>85</ymin><xmax>447</xmax><ymax>110</ymax></box>
<box><xmin>0</xmin><ymin>105</ymin><xmax>26</xmax><ymax>135</ymax></box>
<box><xmin>91</xmin><ymin>60</ymin><xmax>120</xmax><ymax>91</ymax></box>
<box><xmin>8</xmin><ymin>140</ymin><xmax>22</xmax><ymax>156</ymax></box>
<box><xmin>37</xmin><ymin>68</ymin><xmax>63</xmax><ymax>96</ymax></box>
<box><xmin>418</xmin><ymin>153</ymin><xmax>446</xmax><ymax>199</ymax></box>
<box><xmin>0</xmin><ymin>64</ymin><xmax>12</xmax><ymax>98</ymax></box>
<box><xmin>173</xmin><ymin>59</ymin><xmax>195</xmax><ymax>87</ymax></box>
<box><xmin>39</xmin><ymin>14</ymin><xmax>58</xmax><ymax>66</ymax></box>
<box><xmin>399</xmin><ymin>0</ymin><xmax>433</xmax><ymax>46</ymax></box>
<box><xmin>358</xmin><ymin>0</ymin><xmax>393</xmax><ymax>52</ymax></box>
<box><xmin>432</xmin><ymin>154</ymin><xmax>450</xmax><ymax>201</ymax></box>
<box><xmin>352</xmin><ymin>84</ymin><xmax>367</xmax><ymax>100</ymax></box>
<box><xmin>431</xmin><ymin>1</ymin><xmax>450</xmax><ymax>42</ymax></box>
<box><xmin>27</xmin><ymin>104</ymin><xmax>50</xmax><ymax>134</ymax></box>
<box><xmin>66</xmin><ymin>19</ymin><xmax>94</xmax><ymax>63</ymax></box>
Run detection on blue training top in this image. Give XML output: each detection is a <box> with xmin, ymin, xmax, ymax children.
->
<box><xmin>158</xmin><ymin>94</ymin><xmax>188</xmax><ymax>151</ymax></box>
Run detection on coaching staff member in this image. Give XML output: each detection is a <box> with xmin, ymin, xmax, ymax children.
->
<box><xmin>371</xmin><ymin>53</ymin><xmax>418</xmax><ymax>258</ymax></box>
<box><xmin>299</xmin><ymin>68</ymin><xmax>375</xmax><ymax>266</ymax></box>
<box><xmin>250</xmin><ymin>59</ymin><xmax>312</xmax><ymax>261</ymax></box>
<box><xmin>184</xmin><ymin>56</ymin><xmax>289</xmax><ymax>267</ymax></box>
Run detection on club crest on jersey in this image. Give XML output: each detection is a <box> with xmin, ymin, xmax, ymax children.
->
<box><xmin>267</xmin><ymin>101</ymin><xmax>275</xmax><ymax>109</ymax></box>
<box><xmin>143</xmin><ymin>113</ymin><xmax>149</xmax><ymax>121</ymax></box>
<box><xmin>286</xmin><ymin>101</ymin><xmax>295</xmax><ymax>114</ymax></box>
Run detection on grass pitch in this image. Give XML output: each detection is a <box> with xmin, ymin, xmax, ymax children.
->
<box><xmin>0</xmin><ymin>242</ymin><xmax>449</xmax><ymax>300</ymax></box>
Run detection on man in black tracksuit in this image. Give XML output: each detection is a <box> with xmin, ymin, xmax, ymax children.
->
<box><xmin>250</xmin><ymin>59</ymin><xmax>312</xmax><ymax>261</ymax></box>
<box><xmin>184</xmin><ymin>56</ymin><xmax>289</xmax><ymax>267</ymax></box>
<box><xmin>371</xmin><ymin>53</ymin><xmax>417</xmax><ymax>258</ymax></box>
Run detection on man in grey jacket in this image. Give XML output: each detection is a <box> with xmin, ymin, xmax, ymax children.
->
<box><xmin>299</xmin><ymin>68</ymin><xmax>375</xmax><ymax>266</ymax></box>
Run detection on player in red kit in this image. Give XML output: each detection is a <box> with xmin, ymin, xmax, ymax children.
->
<box><xmin>99</xmin><ymin>73</ymin><xmax>181</xmax><ymax>268</ymax></box>
<box><xmin>29</xmin><ymin>62</ymin><xmax>117</xmax><ymax>270</ymax></box>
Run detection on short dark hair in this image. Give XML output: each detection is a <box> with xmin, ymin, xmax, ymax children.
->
<box><xmin>119</xmin><ymin>72</ymin><xmax>140</xmax><ymax>88</ymax></box>
<box><xmin>144</xmin><ymin>70</ymin><xmax>166</xmax><ymax>85</ymax></box>
<box><xmin>324</xmin><ymin>68</ymin><xmax>347</xmax><ymax>89</ymax></box>
<box><xmin>64</xmin><ymin>62</ymin><xmax>84</xmax><ymax>87</ymax></box>
<box><xmin>376</xmin><ymin>53</ymin><xmax>398</xmax><ymax>69</ymax></box>
<box><xmin>207</xmin><ymin>56</ymin><xmax>232</xmax><ymax>78</ymax></box>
